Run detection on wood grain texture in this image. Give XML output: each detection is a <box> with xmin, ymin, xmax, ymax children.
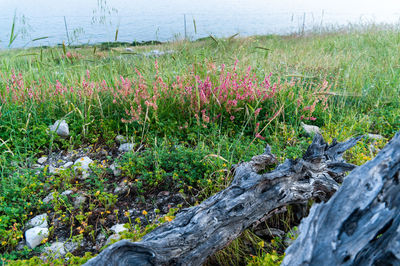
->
<box><xmin>283</xmin><ymin>131</ymin><xmax>400</xmax><ymax>266</ymax></box>
<box><xmin>84</xmin><ymin>134</ymin><xmax>362</xmax><ymax>266</ymax></box>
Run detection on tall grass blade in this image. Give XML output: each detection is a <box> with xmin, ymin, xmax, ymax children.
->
<box><xmin>115</xmin><ymin>28</ymin><xmax>119</xmax><ymax>42</ymax></box>
<box><xmin>209</xmin><ymin>35</ymin><xmax>219</xmax><ymax>45</ymax></box>
<box><xmin>193</xmin><ymin>18</ymin><xmax>197</xmax><ymax>34</ymax></box>
<box><xmin>184</xmin><ymin>14</ymin><xmax>187</xmax><ymax>40</ymax></box>
<box><xmin>62</xmin><ymin>41</ymin><xmax>67</xmax><ymax>55</ymax></box>
<box><xmin>255</xmin><ymin>46</ymin><xmax>270</xmax><ymax>51</ymax></box>
<box><xmin>228</xmin><ymin>33</ymin><xmax>239</xmax><ymax>42</ymax></box>
<box><xmin>64</xmin><ymin>16</ymin><xmax>70</xmax><ymax>45</ymax></box>
<box><xmin>31</xmin><ymin>36</ymin><xmax>49</xmax><ymax>42</ymax></box>
<box><xmin>8</xmin><ymin>10</ymin><xmax>18</xmax><ymax>48</ymax></box>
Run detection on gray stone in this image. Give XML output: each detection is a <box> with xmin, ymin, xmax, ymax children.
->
<box><xmin>43</xmin><ymin>242</ymin><xmax>67</xmax><ymax>258</ymax></box>
<box><xmin>105</xmin><ymin>234</ymin><xmax>121</xmax><ymax>246</ymax></box>
<box><xmin>62</xmin><ymin>161</ymin><xmax>73</xmax><ymax>168</ymax></box>
<box><xmin>96</xmin><ymin>233</ymin><xmax>106</xmax><ymax>248</ymax></box>
<box><xmin>114</xmin><ymin>179</ymin><xmax>129</xmax><ymax>195</ymax></box>
<box><xmin>16</xmin><ymin>240</ymin><xmax>26</xmax><ymax>251</ymax></box>
<box><xmin>48</xmin><ymin>165</ymin><xmax>60</xmax><ymax>175</ymax></box>
<box><xmin>110</xmin><ymin>224</ymin><xmax>128</xmax><ymax>234</ymax></box>
<box><xmin>300</xmin><ymin>122</ymin><xmax>321</xmax><ymax>135</ymax></box>
<box><xmin>37</xmin><ymin>156</ymin><xmax>48</xmax><ymax>164</ymax></box>
<box><xmin>26</xmin><ymin>213</ymin><xmax>48</xmax><ymax>228</ymax></box>
<box><xmin>74</xmin><ymin>156</ymin><xmax>93</xmax><ymax>179</ymax></box>
<box><xmin>143</xmin><ymin>49</ymin><xmax>174</xmax><ymax>57</ymax></box>
<box><xmin>64</xmin><ymin>241</ymin><xmax>78</xmax><ymax>253</ymax></box>
<box><xmin>49</xmin><ymin>120</ymin><xmax>69</xmax><ymax>138</ymax></box>
<box><xmin>73</xmin><ymin>195</ymin><xmax>87</xmax><ymax>208</ymax></box>
<box><xmin>42</xmin><ymin>193</ymin><xmax>54</xmax><ymax>204</ymax></box>
<box><xmin>118</xmin><ymin>143</ymin><xmax>134</xmax><ymax>153</ymax></box>
<box><xmin>25</xmin><ymin>227</ymin><xmax>49</xmax><ymax>249</ymax></box>
<box><xmin>61</xmin><ymin>190</ymin><xmax>73</xmax><ymax>196</ymax></box>
<box><xmin>125</xmin><ymin>47</ymin><xmax>134</xmax><ymax>52</ymax></box>
<box><xmin>110</xmin><ymin>163</ymin><xmax>121</xmax><ymax>177</ymax></box>
<box><xmin>115</xmin><ymin>135</ymin><xmax>128</xmax><ymax>144</ymax></box>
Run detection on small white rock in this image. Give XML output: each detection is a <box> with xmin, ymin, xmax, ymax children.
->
<box><xmin>25</xmin><ymin>227</ymin><xmax>49</xmax><ymax>249</ymax></box>
<box><xmin>110</xmin><ymin>224</ymin><xmax>128</xmax><ymax>234</ymax></box>
<box><xmin>125</xmin><ymin>47</ymin><xmax>134</xmax><ymax>52</ymax></box>
<box><xmin>26</xmin><ymin>213</ymin><xmax>48</xmax><ymax>228</ymax></box>
<box><xmin>118</xmin><ymin>143</ymin><xmax>134</xmax><ymax>153</ymax></box>
<box><xmin>37</xmin><ymin>157</ymin><xmax>48</xmax><ymax>164</ymax></box>
<box><xmin>301</xmin><ymin>122</ymin><xmax>321</xmax><ymax>135</ymax></box>
<box><xmin>64</xmin><ymin>241</ymin><xmax>78</xmax><ymax>253</ymax></box>
<box><xmin>73</xmin><ymin>195</ymin><xmax>87</xmax><ymax>208</ymax></box>
<box><xmin>43</xmin><ymin>242</ymin><xmax>67</xmax><ymax>258</ymax></box>
<box><xmin>47</xmin><ymin>165</ymin><xmax>57</xmax><ymax>175</ymax></box>
<box><xmin>115</xmin><ymin>135</ymin><xmax>128</xmax><ymax>144</ymax></box>
<box><xmin>74</xmin><ymin>157</ymin><xmax>93</xmax><ymax>170</ymax></box>
<box><xmin>96</xmin><ymin>233</ymin><xmax>106</xmax><ymax>246</ymax></box>
<box><xmin>49</xmin><ymin>120</ymin><xmax>69</xmax><ymax>138</ymax></box>
<box><xmin>61</xmin><ymin>190</ymin><xmax>73</xmax><ymax>196</ymax></box>
<box><xmin>114</xmin><ymin>179</ymin><xmax>129</xmax><ymax>194</ymax></box>
<box><xmin>42</xmin><ymin>193</ymin><xmax>54</xmax><ymax>204</ymax></box>
<box><xmin>74</xmin><ymin>157</ymin><xmax>93</xmax><ymax>179</ymax></box>
<box><xmin>110</xmin><ymin>163</ymin><xmax>121</xmax><ymax>177</ymax></box>
<box><xmin>62</xmin><ymin>161</ymin><xmax>73</xmax><ymax>168</ymax></box>
<box><xmin>105</xmin><ymin>234</ymin><xmax>121</xmax><ymax>246</ymax></box>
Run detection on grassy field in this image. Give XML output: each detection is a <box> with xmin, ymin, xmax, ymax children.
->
<box><xmin>0</xmin><ymin>25</ymin><xmax>399</xmax><ymax>265</ymax></box>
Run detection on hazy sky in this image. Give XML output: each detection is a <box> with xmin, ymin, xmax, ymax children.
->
<box><xmin>1</xmin><ymin>0</ymin><xmax>399</xmax><ymax>48</ymax></box>
<box><xmin>0</xmin><ymin>0</ymin><xmax>399</xmax><ymax>17</ymax></box>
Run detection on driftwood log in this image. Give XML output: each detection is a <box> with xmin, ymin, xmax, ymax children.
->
<box><xmin>283</xmin><ymin>131</ymin><xmax>400</xmax><ymax>266</ymax></box>
<box><xmin>84</xmin><ymin>134</ymin><xmax>362</xmax><ymax>266</ymax></box>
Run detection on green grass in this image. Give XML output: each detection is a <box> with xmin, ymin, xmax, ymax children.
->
<box><xmin>0</xmin><ymin>24</ymin><xmax>399</xmax><ymax>264</ymax></box>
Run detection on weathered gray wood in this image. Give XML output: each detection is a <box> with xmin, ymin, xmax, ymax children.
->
<box><xmin>84</xmin><ymin>134</ymin><xmax>362</xmax><ymax>266</ymax></box>
<box><xmin>283</xmin><ymin>131</ymin><xmax>400</xmax><ymax>266</ymax></box>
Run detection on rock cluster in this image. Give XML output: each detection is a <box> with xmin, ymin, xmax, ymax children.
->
<box><xmin>22</xmin><ymin>132</ymin><xmax>189</xmax><ymax>261</ymax></box>
<box><xmin>25</xmin><ymin>214</ymin><xmax>49</xmax><ymax>249</ymax></box>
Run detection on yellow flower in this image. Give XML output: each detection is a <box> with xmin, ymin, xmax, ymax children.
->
<box><xmin>124</xmin><ymin>211</ymin><xmax>130</xmax><ymax>217</ymax></box>
<box><xmin>165</xmin><ymin>216</ymin><xmax>173</xmax><ymax>222</ymax></box>
<box><xmin>142</xmin><ymin>210</ymin><xmax>148</xmax><ymax>216</ymax></box>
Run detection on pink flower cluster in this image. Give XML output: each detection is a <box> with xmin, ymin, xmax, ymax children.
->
<box><xmin>0</xmin><ymin>61</ymin><xmax>330</xmax><ymax>132</ymax></box>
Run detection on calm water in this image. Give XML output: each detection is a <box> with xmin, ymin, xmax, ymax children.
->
<box><xmin>0</xmin><ymin>0</ymin><xmax>399</xmax><ymax>48</ymax></box>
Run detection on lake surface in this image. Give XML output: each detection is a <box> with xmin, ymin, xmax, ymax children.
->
<box><xmin>0</xmin><ymin>0</ymin><xmax>399</xmax><ymax>48</ymax></box>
